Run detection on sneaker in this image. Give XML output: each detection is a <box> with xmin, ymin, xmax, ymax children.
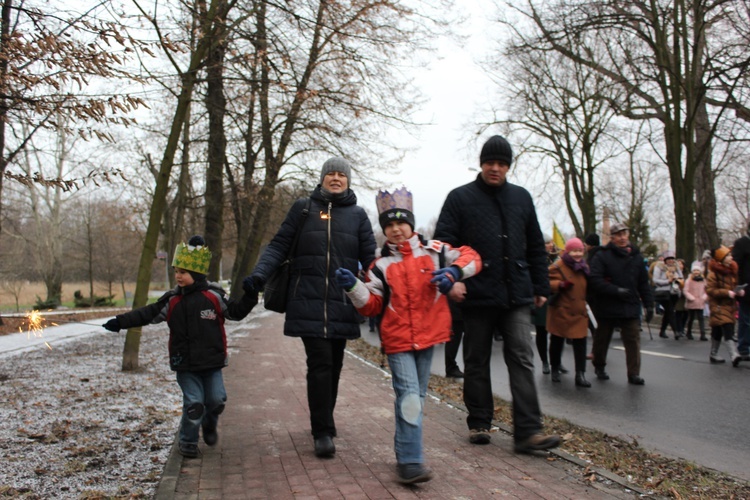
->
<box><xmin>445</xmin><ymin>367</ymin><xmax>464</xmax><ymax>379</ymax></box>
<box><xmin>314</xmin><ymin>435</ymin><xmax>335</xmax><ymax>458</ymax></box>
<box><xmin>179</xmin><ymin>442</ymin><xmax>199</xmax><ymax>458</ymax></box>
<box><xmin>469</xmin><ymin>428</ymin><xmax>491</xmax><ymax>444</ymax></box>
<box><xmin>558</xmin><ymin>365</ymin><xmax>569</xmax><ymax>374</ymax></box>
<box><xmin>628</xmin><ymin>375</ymin><xmax>645</xmax><ymax>385</ymax></box>
<box><xmin>595</xmin><ymin>369</ymin><xmax>610</xmax><ymax>380</ymax></box>
<box><xmin>397</xmin><ymin>463</ymin><xmax>433</xmax><ymax>484</ymax></box>
<box><xmin>541</xmin><ymin>362</ymin><xmax>550</xmax><ymax>374</ymax></box>
<box><xmin>514</xmin><ymin>433</ymin><xmax>561</xmax><ymax>454</ymax></box>
<box><xmin>202</xmin><ymin>424</ymin><xmax>218</xmax><ymax>446</ymax></box>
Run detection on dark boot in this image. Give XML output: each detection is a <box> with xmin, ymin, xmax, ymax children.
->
<box><xmin>314</xmin><ymin>436</ymin><xmax>335</xmax><ymax>458</ymax></box>
<box><xmin>550</xmin><ymin>367</ymin><xmax>561</xmax><ymax>383</ymax></box>
<box><xmin>575</xmin><ymin>371</ymin><xmax>591</xmax><ymax>387</ymax></box>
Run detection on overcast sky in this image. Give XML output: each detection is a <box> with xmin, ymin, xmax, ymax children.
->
<box><xmin>357</xmin><ymin>0</ymin><xmax>501</xmax><ymax>235</ymax></box>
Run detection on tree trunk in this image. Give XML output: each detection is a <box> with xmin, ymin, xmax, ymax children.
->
<box><xmin>693</xmin><ymin>102</ymin><xmax>719</xmax><ymax>256</ymax></box>
<box><xmin>203</xmin><ymin>1</ymin><xmax>228</xmax><ymax>281</ymax></box>
<box><xmin>0</xmin><ymin>0</ymin><xmax>10</xmax><ymax>236</ymax></box>
<box><xmin>122</xmin><ymin>0</ymin><xmax>222</xmax><ymax>369</ymax></box>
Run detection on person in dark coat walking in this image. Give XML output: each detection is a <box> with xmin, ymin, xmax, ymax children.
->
<box><xmin>245</xmin><ymin>157</ymin><xmax>376</xmax><ymax>458</ymax></box>
<box><xmin>732</xmin><ymin>219</ymin><xmax>750</xmax><ymax>360</ymax></box>
<box><xmin>588</xmin><ymin>222</ymin><xmax>654</xmax><ymax>385</ymax></box>
<box><xmin>434</xmin><ymin>135</ymin><xmax>560</xmax><ymax>454</ymax></box>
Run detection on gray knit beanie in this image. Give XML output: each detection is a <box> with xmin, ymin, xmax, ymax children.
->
<box><xmin>320</xmin><ymin>157</ymin><xmax>352</xmax><ymax>185</ymax></box>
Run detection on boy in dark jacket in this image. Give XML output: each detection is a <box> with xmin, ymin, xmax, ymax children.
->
<box><xmin>103</xmin><ymin>236</ymin><xmax>258</xmax><ymax>458</ymax></box>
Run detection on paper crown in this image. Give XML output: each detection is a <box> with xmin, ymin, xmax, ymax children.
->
<box><xmin>375</xmin><ymin>187</ymin><xmax>413</xmax><ymax>214</ymax></box>
<box><xmin>172</xmin><ymin>242</ymin><xmax>212</xmax><ymax>275</ymax></box>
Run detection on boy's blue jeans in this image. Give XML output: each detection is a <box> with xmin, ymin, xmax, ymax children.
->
<box><xmin>175</xmin><ymin>369</ymin><xmax>227</xmax><ymax>445</ymax></box>
<box><xmin>387</xmin><ymin>347</ymin><xmax>433</xmax><ymax>465</ymax></box>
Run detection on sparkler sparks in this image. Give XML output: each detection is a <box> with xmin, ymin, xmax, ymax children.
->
<box><xmin>19</xmin><ymin>310</ymin><xmax>53</xmax><ymax>349</ymax></box>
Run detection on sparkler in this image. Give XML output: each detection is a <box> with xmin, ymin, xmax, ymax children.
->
<box><xmin>19</xmin><ymin>310</ymin><xmax>52</xmax><ymax>350</ymax></box>
<box><xmin>8</xmin><ymin>311</ymin><xmax>114</xmax><ymax>351</ymax></box>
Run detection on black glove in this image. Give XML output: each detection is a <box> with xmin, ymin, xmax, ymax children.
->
<box><xmin>616</xmin><ymin>287</ymin><xmax>635</xmax><ymax>301</ymax></box>
<box><xmin>645</xmin><ymin>308</ymin><xmax>654</xmax><ymax>322</ymax></box>
<box><xmin>103</xmin><ymin>318</ymin><xmax>121</xmax><ymax>332</ymax></box>
<box><xmin>243</xmin><ymin>275</ymin><xmax>264</xmax><ymax>293</ymax></box>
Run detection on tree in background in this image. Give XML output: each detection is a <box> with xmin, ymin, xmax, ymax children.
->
<box><xmin>486</xmin><ymin>38</ymin><xmax>624</xmax><ymax>238</ymax></box>
<box><xmin>0</xmin><ymin>0</ymin><xmax>144</xmax><ymax>234</ymax></box>
<box><xmin>223</xmin><ymin>0</ymin><xmax>454</xmax><ymax>298</ymax></box>
<box><xmin>502</xmin><ymin>0</ymin><xmax>750</xmax><ymax>259</ymax></box>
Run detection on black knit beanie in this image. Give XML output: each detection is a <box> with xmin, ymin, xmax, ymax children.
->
<box><xmin>379</xmin><ymin>208</ymin><xmax>415</xmax><ymax>231</ymax></box>
<box><xmin>584</xmin><ymin>233</ymin><xmax>600</xmax><ymax>246</ymax></box>
<box><xmin>479</xmin><ymin>135</ymin><xmax>513</xmax><ymax>167</ymax></box>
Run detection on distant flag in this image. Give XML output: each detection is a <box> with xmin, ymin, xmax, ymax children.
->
<box><xmin>552</xmin><ymin>222</ymin><xmax>566</xmax><ymax>251</ymax></box>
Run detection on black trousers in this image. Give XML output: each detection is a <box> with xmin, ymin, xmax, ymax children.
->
<box><xmin>445</xmin><ymin>318</ymin><xmax>464</xmax><ymax>372</ymax></box>
<box><xmin>301</xmin><ymin>337</ymin><xmax>347</xmax><ymax>439</ymax></box>
<box><xmin>549</xmin><ymin>335</ymin><xmax>587</xmax><ymax>372</ymax></box>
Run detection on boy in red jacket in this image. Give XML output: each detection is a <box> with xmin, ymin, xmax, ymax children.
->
<box><xmin>335</xmin><ymin>188</ymin><xmax>481</xmax><ymax>484</ymax></box>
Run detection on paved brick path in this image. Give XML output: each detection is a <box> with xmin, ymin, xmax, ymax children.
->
<box><xmin>156</xmin><ymin>311</ymin><xmax>639</xmax><ymax>499</ymax></box>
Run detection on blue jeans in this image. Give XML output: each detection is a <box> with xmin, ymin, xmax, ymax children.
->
<box><xmin>175</xmin><ymin>369</ymin><xmax>227</xmax><ymax>445</ymax></box>
<box><xmin>387</xmin><ymin>347</ymin><xmax>434</xmax><ymax>465</ymax></box>
<box><xmin>462</xmin><ymin>306</ymin><xmax>542</xmax><ymax>442</ymax></box>
<box><xmin>737</xmin><ymin>302</ymin><xmax>750</xmax><ymax>355</ymax></box>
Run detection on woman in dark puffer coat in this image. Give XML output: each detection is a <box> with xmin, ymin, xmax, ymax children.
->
<box><xmin>247</xmin><ymin>157</ymin><xmax>376</xmax><ymax>458</ymax></box>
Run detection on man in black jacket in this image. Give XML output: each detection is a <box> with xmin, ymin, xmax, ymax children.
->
<box><xmin>589</xmin><ymin>222</ymin><xmax>654</xmax><ymax>385</ymax></box>
<box><xmin>434</xmin><ymin>135</ymin><xmax>560</xmax><ymax>454</ymax></box>
<box><xmin>732</xmin><ymin>219</ymin><xmax>750</xmax><ymax>360</ymax></box>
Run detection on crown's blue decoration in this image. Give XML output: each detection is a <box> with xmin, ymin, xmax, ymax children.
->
<box><xmin>375</xmin><ymin>187</ymin><xmax>413</xmax><ymax>214</ymax></box>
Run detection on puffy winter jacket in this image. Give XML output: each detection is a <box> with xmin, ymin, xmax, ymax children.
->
<box><xmin>589</xmin><ymin>242</ymin><xmax>653</xmax><ymax>319</ymax></box>
<box><xmin>546</xmin><ymin>256</ymin><xmax>588</xmax><ymax>339</ymax></box>
<box><xmin>346</xmin><ymin>234</ymin><xmax>481</xmax><ymax>354</ymax></box>
<box><xmin>115</xmin><ymin>280</ymin><xmax>257</xmax><ymax>371</ymax></box>
<box><xmin>682</xmin><ymin>275</ymin><xmax>707</xmax><ymax>310</ymax></box>
<box><xmin>251</xmin><ymin>186</ymin><xmax>376</xmax><ymax>339</ymax></box>
<box><xmin>433</xmin><ymin>175</ymin><xmax>550</xmax><ymax>308</ymax></box>
<box><xmin>706</xmin><ymin>259</ymin><xmax>740</xmax><ymax>326</ymax></box>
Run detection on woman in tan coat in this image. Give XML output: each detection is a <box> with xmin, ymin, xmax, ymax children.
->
<box><xmin>706</xmin><ymin>246</ymin><xmax>746</xmax><ymax>366</ymax></box>
<box><xmin>546</xmin><ymin>238</ymin><xmax>591</xmax><ymax>387</ymax></box>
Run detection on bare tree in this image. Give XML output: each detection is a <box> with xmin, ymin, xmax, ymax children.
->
<box><xmin>225</xmin><ymin>0</ymin><xmax>454</xmax><ymax>297</ymax></box>
<box><xmin>485</xmin><ymin>39</ymin><xmax>625</xmax><ymax>237</ymax></box>
<box><xmin>503</xmin><ymin>0</ymin><xmax>750</xmax><ymax>259</ymax></box>
<box><xmin>0</xmin><ymin>0</ymin><xmax>146</xmax><ymax>233</ymax></box>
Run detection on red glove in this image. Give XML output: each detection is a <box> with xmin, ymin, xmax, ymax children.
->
<box><xmin>558</xmin><ymin>280</ymin><xmax>574</xmax><ymax>290</ymax></box>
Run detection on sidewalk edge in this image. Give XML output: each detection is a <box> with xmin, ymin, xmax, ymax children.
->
<box><xmin>154</xmin><ymin>431</ymin><xmax>180</xmax><ymax>500</ymax></box>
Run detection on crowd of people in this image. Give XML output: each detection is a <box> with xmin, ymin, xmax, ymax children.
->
<box><xmin>101</xmin><ymin>135</ymin><xmax>750</xmax><ymax>486</ymax></box>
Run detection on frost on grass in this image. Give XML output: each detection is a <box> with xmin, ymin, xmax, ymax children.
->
<box><xmin>0</xmin><ymin>325</ymin><xmax>182</xmax><ymax>499</ymax></box>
